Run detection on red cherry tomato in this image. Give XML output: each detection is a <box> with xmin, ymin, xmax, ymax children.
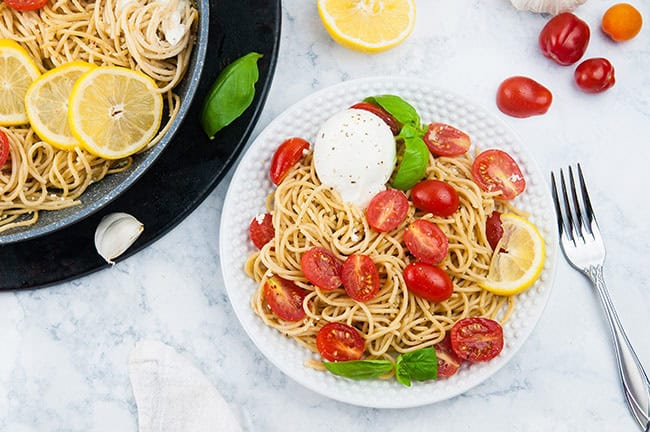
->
<box><xmin>269</xmin><ymin>137</ymin><xmax>310</xmax><ymax>185</ymax></box>
<box><xmin>496</xmin><ymin>76</ymin><xmax>553</xmax><ymax>118</ymax></box>
<box><xmin>300</xmin><ymin>247</ymin><xmax>343</xmax><ymax>290</ymax></box>
<box><xmin>471</xmin><ymin>149</ymin><xmax>526</xmax><ymax>200</ymax></box>
<box><xmin>350</xmin><ymin>102</ymin><xmax>401</xmax><ymax>135</ymax></box>
<box><xmin>366</xmin><ymin>189</ymin><xmax>409</xmax><ymax>232</ymax></box>
<box><xmin>434</xmin><ymin>334</ymin><xmax>463</xmax><ymax>378</ymax></box>
<box><xmin>4</xmin><ymin>0</ymin><xmax>48</xmax><ymax>11</ymax></box>
<box><xmin>263</xmin><ymin>275</ymin><xmax>308</xmax><ymax>321</ymax></box>
<box><xmin>485</xmin><ymin>211</ymin><xmax>503</xmax><ymax>251</ymax></box>
<box><xmin>248</xmin><ymin>213</ymin><xmax>274</xmax><ymax>249</ymax></box>
<box><xmin>539</xmin><ymin>12</ymin><xmax>590</xmax><ymax>66</ymax></box>
<box><xmin>424</xmin><ymin>123</ymin><xmax>471</xmax><ymax>156</ymax></box>
<box><xmin>0</xmin><ymin>131</ymin><xmax>10</xmax><ymax>167</ymax></box>
<box><xmin>316</xmin><ymin>322</ymin><xmax>365</xmax><ymax>361</ymax></box>
<box><xmin>403</xmin><ymin>262</ymin><xmax>453</xmax><ymax>303</ymax></box>
<box><xmin>403</xmin><ymin>219</ymin><xmax>449</xmax><ymax>264</ymax></box>
<box><xmin>341</xmin><ymin>254</ymin><xmax>380</xmax><ymax>302</ymax></box>
<box><xmin>411</xmin><ymin>180</ymin><xmax>460</xmax><ymax>217</ymax></box>
<box><xmin>574</xmin><ymin>58</ymin><xmax>616</xmax><ymax>94</ymax></box>
<box><xmin>450</xmin><ymin>317</ymin><xmax>504</xmax><ymax>362</ymax></box>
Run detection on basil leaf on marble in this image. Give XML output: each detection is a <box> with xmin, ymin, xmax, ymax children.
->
<box><xmin>201</xmin><ymin>52</ymin><xmax>263</xmax><ymax>139</ymax></box>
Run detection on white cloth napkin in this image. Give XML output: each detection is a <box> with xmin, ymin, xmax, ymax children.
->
<box><xmin>128</xmin><ymin>340</ymin><xmax>243</xmax><ymax>432</ymax></box>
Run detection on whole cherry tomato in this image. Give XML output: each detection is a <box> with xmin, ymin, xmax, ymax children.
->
<box><xmin>539</xmin><ymin>12</ymin><xmax>590</xmax><ymax>66</ymax></box>
<box><xmin>411</xmin><ymin>179</ymin><xmax>460</xmax><ymax>217</ymax></box>
<box><xmin>574</xmin><ymin>58</ymin><xmax>616</xmax><ymax>94</ymax></box>
<box><xmin>403</xmin><ymin>262</ymin><xmax>453</xmax><ymax>303</ymax></box>
<box><xmin>269</xmin><ymin>137</ymin><xmax>310</xmax><ymax>185</ymax></box>
<box><xmin>496</xmin><ymin>76</ymin><xmax>553</xmax><ymax>119</ymax></box>
<box><xmin>316</xmin><ymin>322</ymin><xmax>365</xmax><ymax>362</ymax></box>
<box><xmin>4</xmin><ymin>0</ymin><xmax>48</xmax><ymax>11</ymax></box>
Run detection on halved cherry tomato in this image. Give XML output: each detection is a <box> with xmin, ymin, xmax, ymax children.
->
<box><xmin>300</xmin><ymin>247</ymin><xmax>343</xmax><ymax>290</ymax></box>
<box><xmin>350</xmin><ymin>102</ymin><xmax>401</xmax><ymax>135</ymax></box>
<box><xmin>0</xmin><ymin>131</ymin><xmax>10</xmax><ymax>167</ymax></box>
<box><xmin>434</xmin><ymin>334</ymin><xmax>463</xmax><ymax>378</ymax></box>
<box><xmin>450</xmin><ymin>317</ymin><xmax>504</xmax><ymax>362</ymax></box>
<box><xmin>496</xmin><ymin>76</ymin><xmax>553</xmax><ymax>118</ymax></box>
<box><xmin>263</xmin><ymin>275</ymin><xmax>308</xmax><ymax>321</ymax></box>
<box><xmin>471</xmin><ymin>149</ymin><xmax>526</xmax><ymax>200</ymax></box>
<box><xmin>574</xmin><ymin>58</ymin><xmax>615</xmax><ymax>94</ymax></box>
<box><xmin>403</xmin><ymin>262</ymin><xmax>453</xmax><ymax>303</ymax></box>
<box><xmin>341</xmin><ymin>254</ymin><xmax>380</xmax><ymax>302</ymax></box>
<box><xmin>485</xmin><ymin>211</ymin><xmax>503</xmax><ymax>251</ymax></box>
<box><xmin>269</xmin><ymin>137</ymin><xmax>310</xmax><ymax>185</ymax></box>
<box><xmin>316</xmin><ymin>322</ymin><xmax>365</xmax><ymax>362</ymax></box>
<box><xmin>366</xmin><ymin>189</ymin><xmax>409</xmax><ymax>232</ymax></box>
<box><xmin>4</xmin><ymin>0</ymin><xmax>48</xmax><ymax>10</ymax></box>
<box><xmin>539</xmin><ymin>12</ymin><xmax>590</xmax><ymax>66</ymax></box>
<box><xmin>424</xmin><ymin>123</ymin><xmax>471</xmax><ymax>156</ymax></box>
<box><xmin>411</xmin><ymin>180</ymin><xmax>459</xmax><ymax>217</ymax></box>
<box><xmin>248</xmin><ymin>213</ymin><xmax>274</xmax><ymax>249</ymax></box>
<box><xmin>403</xmin><ymin>219</ymin><xmax>448</xmax><ymax>264</ymax></box>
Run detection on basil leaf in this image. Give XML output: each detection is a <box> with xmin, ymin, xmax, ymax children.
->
<box><xmin>365</xmin><ymin>94</ymin><xmax>420</xmax><ymax>128</ymax></box>
<box><xmin>390</xmin><ymin>135</ymin><xmax>429</xmax><ymax>190</ymax></box>
<box><xmin>395</xmin><ymin>347</ymin><xmax>438</xmax><ymax>387</ymax></box>
<box><xmin>200</xmin><ymin>52</ymin><xmax>263</xmax><ymax>139</ymax></box>
<box><xmin>323</xmin><ymin>360</ymin><xmax>394</xmax><ymax>380</ymax></box>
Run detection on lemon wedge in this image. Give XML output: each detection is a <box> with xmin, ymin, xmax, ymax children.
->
<box><xmin>317</xmin><ymin>0</ymin><xmax>416</xmax><ymax>53</ymax></box>
<box><xmin>0</xmin><ymin>39</ymin><xmax>41</xmax><ymax>126</ymax></box>
<box><xmin>25</xmin><ymin>61</ymin><xmax>96</xmax><ymax>150</ymax></box>
<box><xmin>481</xmin><ymin>214</ymin><xmax>546</xmax><ymax>296</ymax></box>
<box><xmin>68</xmin><ymin>66</ymin><xmax>163</xmax><ymax>160</ymax></box>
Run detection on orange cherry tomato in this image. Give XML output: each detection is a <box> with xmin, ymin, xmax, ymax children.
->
<box><xmin>602</xmin><ymin>3</ymin><xmax>643</xmax><ymax>42</ymax></box>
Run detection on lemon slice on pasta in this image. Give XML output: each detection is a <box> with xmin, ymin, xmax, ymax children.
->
<box><xmin>68</xmin><ymin>66</ymin><xmax>163</xmax><ymax>160</ymax></box>
<box><xmin>317</xmin><ymin>0</ymin><xmax>416</xmax><ymax>53</ymax></box>
<box><xmin>481</xmin><ymin>214</ymin><xmax>545</xmax><ymax>296</ymax></box>
<box><xmin>0</xmin><ymin>39</ymin><xmax>41</xmax><ymax>126</ymax></box>
<box><xmin>25</xmin><ymin>61</ymin><xmax>96</xmax><ymax>150</ymax></box>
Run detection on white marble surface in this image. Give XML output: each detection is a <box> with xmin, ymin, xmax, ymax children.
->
<box><xmin>2</xmin><ymin>0</ymin><xmax>650</xmax><ymax>430</ymax></box>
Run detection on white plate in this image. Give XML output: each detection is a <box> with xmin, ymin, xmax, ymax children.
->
<box><xmin>219</xmin><ymin>77</ymin><xmax>558</xmax><ymax>408</ymax></box>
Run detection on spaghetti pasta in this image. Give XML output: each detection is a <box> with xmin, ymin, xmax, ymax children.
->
<box><xmin>0</xmin><ymin>0</ymin><xmax>198</xmax><ymax>233</ymax></box>
<box><xmin>245</xmin><ymin>150</ymin><xmax>523</xmax><ymax>364</ymax></box>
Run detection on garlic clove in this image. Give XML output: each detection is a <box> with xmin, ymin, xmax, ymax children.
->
<box><xmin>509</xmin><ymin>0</ymin><xmax>587</xmax><ymax>15</ymax></box>
<box><xmin>94</xmin><ymin>212</ymin><xmax>144</xmax><ymax>265</ymax></box>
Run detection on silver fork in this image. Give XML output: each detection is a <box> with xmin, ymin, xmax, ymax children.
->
<box><xmin>551</xmin><ymin>164</ymin><xmax>650</xmax><ymax>431</ymax></box>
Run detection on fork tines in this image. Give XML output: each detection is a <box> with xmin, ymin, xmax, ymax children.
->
<box><xmin>550</xmin><ymin>164</ymin><xmax>600</xmax><ymax>244</ymax></box>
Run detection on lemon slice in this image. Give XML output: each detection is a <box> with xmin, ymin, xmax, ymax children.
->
<box><xmin>25</xmin><ymin>61</ymin><xmax>96</xmax><ymax>150</ymax></box>
<box><xmin>0</xmin><ymin>39</ymin><xmax>41</xmax><ymax>126</ymax></box>
<box><xmin>481</xmin><ymin>214</ymin><xmax>546</xmax><ymax>296</ymax></box>
<box><xmin>68</xmin><ymin>66</ymin><xmax>163</xmax><ymax>160</ymax></box>
<box><xmin>317</xmin><ymin>0</ymin><xmax>416</xmax><ymax>53</ymax></box>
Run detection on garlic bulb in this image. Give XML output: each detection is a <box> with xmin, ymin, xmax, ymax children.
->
<box><xmin>509</xmin><ymin>0</ymin><xmax>587</xmax><ymax>15</ymax></box>
<box><xmin>95</xmin><ymin>212</ymin><xmax>144</xmax><ymax>264</ymax></box>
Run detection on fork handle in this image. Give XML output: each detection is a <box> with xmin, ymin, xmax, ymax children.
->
<box><xmin>587</xmin><ymin>264</ymin><xmax>650</xmax><ymax>431</ymax></box>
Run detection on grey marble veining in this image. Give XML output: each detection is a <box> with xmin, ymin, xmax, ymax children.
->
<box><xmin>2</xmin><ymin>0</ymin><xmax>650</xmax><ymax>430</ymax></box>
